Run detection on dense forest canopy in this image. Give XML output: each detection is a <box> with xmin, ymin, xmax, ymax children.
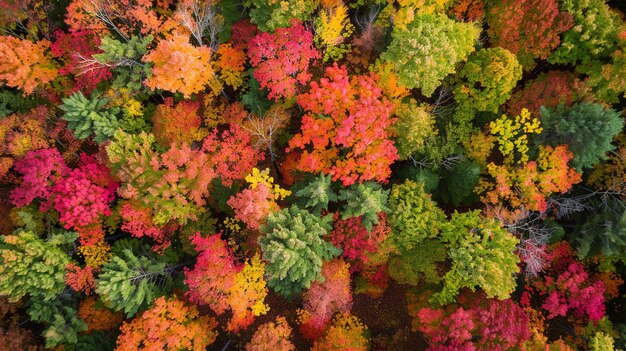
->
<box><xmin>1</xmin><ymin>0</ymin><xmax>626</xmax><ymax>350</ymax></box>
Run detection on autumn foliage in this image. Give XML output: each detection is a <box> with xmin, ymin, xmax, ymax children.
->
<box><xmin>115</xmin><ymin>296</ymin><xmax>218</xmax><ymax>351</ymax></box>
<box><xmin>2</xmin><ymin>1</ymin><xmax>625</xmax><ymax>349</ymax></box>
<box><xmin>288</xmin><ymin>64</ymin><xmax>398</xmax><ymax>186</ymax></box>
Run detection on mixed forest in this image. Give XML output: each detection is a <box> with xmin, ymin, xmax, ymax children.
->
<box><xmin>2</xmin><ymin>0</ymin><xmax>626</xmax><ymax>349</ymax></box>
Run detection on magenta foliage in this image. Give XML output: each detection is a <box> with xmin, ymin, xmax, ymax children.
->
<box><xmin>9</xmin><ymin>148</ymin><xmax>69</xmax><ymax>208</ymax></box>
<box><xmin>248</xmin><ymin>19</ymin><xmax>320</xmax><ymax>101</ymax></box>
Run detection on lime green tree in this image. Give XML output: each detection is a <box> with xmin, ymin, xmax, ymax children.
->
<box><xmin>381</xmin><ymin>13</ymin><xmax>479</xmax><ymax>97</ymax></box>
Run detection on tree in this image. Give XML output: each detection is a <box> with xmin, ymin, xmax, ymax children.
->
<box><xmin>27</xmin><ymin>296</ymin><xmax>88</xmax><ymax>347</ymax></box>
<box><xmin>537</xmin><ymin>102</ymin><xmax>623</xmax><ymax>171</ymax></box>
<box><xmin>0</xmin><ymin>230</ymin><xmax>75</xmax><ymax>302</ymax></box>
<box><xmin>65</xmin><ymin>263</ymin><xmax>95</xmax><ymax>295</ymax></box>
<box><xmin>201</xmin><ymin>124</ymin><xmax>264</xmax><ymax>187</ymax></box>
<box><xmin>95</xmin><ymin>247</ymin><xmax>173</xmax><ymax>317</ymax></box>
<box><xmin>106</xmin><ymin>130</ymin><xmax>216</xmax><ymax>226</ymax></box>
<box><xmin>388</xmin><ymin>239</ymin><xmax>447</xmax><ymax>286</ymax></box>
<box><xmin>259</xmin><ymin>205</ymin><xmax>341</xmax><ymax>298</ymax></box>
<box><xmin>184</xmin><ymin>233</ymin><xmax>239</xmax><ymax>314</ymax></box>
<box><xmin>453</xmin><ymin>47</ymin><xmax>523</xmax><ymax>113</ymax></box>
<box><xmin>523</xmin><ymin>242</ymin><xmax>606</xmax><ymax>323</ymax></box>
<box><xmin>477</xmin><ymin>145</ymin><xmax>582</xmax><ymax>216</ymax></box>
<box><xmin>310</xmin><ymin>313</ymin><xmax>370</xmax><ymax>351</ymax></box>
<box><xmin>244</xmin><ymin>0</ymin><xmax>318</xmax><ymax>32</ymax></box>
<box><xmin>575</xmin><ymin>205</ymin><xmax>626</xmax><ymax>265</ymax></box>
<box><xmin>381</xmin><ymin>13</ymin><xmax>480</xmax><ymax>97</ymax></box>
<box><xmin>505</xmin><ymin>71</ymin><xmax>587</xmax><ymax>116</ymax></box>
<box><xmin>225</xmin><ymin>253</ymin><xmax>270</xmax><ymax>332</ymax></box>
<box><xmin>50</xmin><ymin>29</ymin><xmax>112</xmax><ymax>94</ymax></box>
<box><xmin>60</xmin><ymin>91</ymin><xmax>120</xmax><ymax>144</ymax></box>
<box><xmin>48</xmin><ymin>154</ymin><xmax>117</xmax><ymax>231</ymax></box>
<box><xmin>314</xmin><ymin>4</ymin><xmax>354</xmax><ymax>62</ymax></box>
<box><xmin>486</xmin><ymin>0</ymin><xmax>573</xmax><ymax>70</ymax></box>
<box><xmin>87</xmin><ymin>35</ymin><xmax>153</xmax><ymax>93</ymax></box>
<box><xmin>300</xmin><ymin>259</ymin><xmax>352</xmax><ymax>339</ymax></box>
<box><xmin>227</xmin><ymin>168</ymin><xmax>288</xmax><ymax>231</ymax></box>
<box><xmin>388</xmin><ymin>180</ymin><xmax>446</xmax><ymax>251</ymax></box>
<box><xmin>248</xmin><ymin>19</ymin><xmax>320</xmax><ymax>101</ymax></box>
<box><xmin>411</xmin><ymin>295</ymin><xmax>531</xmax><ymax>351</ymax></box>
<box><xmin>434</xmin><ymin>211</ymin><xmax>520</xmax><ymax>304</ymax></box>
<box><xmin>330</xmin><ymin>213</ymin><xmax>390</xmax><ymax>273</ymax></box>
<box><xmin>489</xmin><ymin>108</ymin><xmax>543</xmax><ymax>164</ymax></box>
<box><xmin>393</xmin><ymin>100</ymin><xmax>437</xmax><ymax>160</ymax></box>
<box><xmin>143</xmin><ymin>34</ymin><xmax>215</xmax><ymax>98</ymax></box>
<box><xmin>548</xmin><ymin>0</ymin><xmax>620</xmax><ymax>66</ymax></box>
<box><xmin>115</xmin><ymin>296</ymin><xmax>218</xmax><ymax>351</ymax></box>
<box><xmin>288</xmin><ymin>64</ymin><xmax>398</xmax><ymax>186</ymax></box>
<box><xmin>77</xmin><ymin>297</ymin><xmax>124</xmax><ymax>332</ymax></box>
<box><xmin>0</xmin><ymin>36</ymin><xmax>58</xmax><ymax>94</ymax></box>
<box><xmin>294</xmin><ymin>173</ymin><xmax>338</xmax><ymax>215</ymax></box>
<box><xmin>0</xmin><ymin>106</ymin><xmax>53</xmax><ymax>179</ymax></box>
<box><xmin>228</xmin><ymin>183</ymin><xmax>277</xmax><ymax>231</ymax></box>
<box><xmin>246</xmin><ymin>316</ymin><xmax>295</xmax><ymax>351</ymax></box>
<box><xmin>338</xmin><ymin>182</ymin><xmax>390</xmax><ymax>232</ymax></box>
<box><xmin>9</xmin><ymin>148</ymin><xmax>69</xmax><ymax>208</ymax></box>
<box><xmin>152</xmin><ymin>97</ymin><xmax>205</xmax><ymax>146</ymax></box>
<box><xmin>185</xmin><ymin>234</ymin><xmax>269</xmax><ymax>331</ymax></box>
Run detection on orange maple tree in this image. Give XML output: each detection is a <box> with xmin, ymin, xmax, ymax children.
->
<box><xmin>0</xmin><ymin>36</ymin><xmax>58</xmax><ymax>94</ymax></box>
<box><xmin>115</xmin><ymin>296</ymin><xmax>218</xmax><ymax>351</ymax></box>
<box><xmin>143</xmin><ymin>34</ymin><xmax>215</xmax><ymax>98</ymax></box>
<box><xmin>288</xmin><ymin>64</ymin><xmax>398</xmax><ymax>186</ymax></box>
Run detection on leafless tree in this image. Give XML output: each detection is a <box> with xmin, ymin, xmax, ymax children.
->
<box><xmin>176</xmin><ymin>0</ymin><xmax>222</xmax><ymax>50</ymax></box>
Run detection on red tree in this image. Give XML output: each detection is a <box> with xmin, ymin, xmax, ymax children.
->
<box><xmin>288</xmin><ymin>64</ymin><xmax>398</xmax><ymax>186</ymax></box>
<box><xmin>486</xmin><ymin>0</ymin><xmax>573</xmax><ymax>70</ymax></box>
<box><xmin>506</xmin><ymin>71</ymin><xmax>587</xmax><ymax>116</ymax></box>
<box><xmin>49</xmin><ymin>29</ymin><xmax>111</xmax><ymax>94</ymax></box>
<box><xmin>300</xmin><ymin>259</ymin><xmax>353</xmax><ymax>340</ymax></box>
<box><xmin>202</xmin><ymin>124</ymin><xmax>264</xmax><ymax>187</ymax></box>
<box><xmin>248</xmin><ymin>19</ymin><xmax>320</xmax><ymax>101</ymax></box>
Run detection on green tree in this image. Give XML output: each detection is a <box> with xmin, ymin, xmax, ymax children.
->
<box><xmin>294</xmin><ymin>173</ymin><xmax>338</xmax><ymax>215</ymax></box>
<box><xmin>388</xmin><ymin>180</ymin><xmax>446</xmax><ymax>251</ymax></box>
<box><xmin>244</xmin><ymin>0</ymin><xmax>318</xmax><ymax>33</ymax></box>
<box><xmin>92</xmin><ymin>35</ymin><xmax>153</xmax><ymax>93</ymax></box>
<box><xmin>27</xmin><ymin>295</ymin><xmax>87</xmax><ymax>348</ymax></box>
<box><xmin>576</xmin><ymin>204</ymin><xmax>626</xmax><ymax>265</ymax></box>
<box><xmin>439</xmin><ymin>160</ymin><xmax>481</xmax><ymax>207</ymax></box>
<box><xmin>259</xmin><ymin>205</ymin><xmax>341</xmax><ymax>299</ymax></box>
<box><xmin>548</xmin><ymin>0</ymin><xmax>619</xmax><ymax>66</ymax></box>
<box><xmin>338</xmin><ymin>182</ymin><xmax>391</xmax><ymax>232</ymax></box>
<box><xmin>388</xmin><ymin>239</ymin><xmax>447</xmax><ymax>286</ymax></box>
<box><xmin>381</xmin><ymin>13</ymin><xmax>480</xmax><ymax>97</ymax></box>
<box><xmin>434</xmin><ymin>210</ymin><xmax>519</xmax><ymax>304</ymax></box>
<box><xmin>393</xmin><ymin>100</ymin><xmax>438</xmax><ymax>160</ymax></box>
<box><xmin>536</xmin><ymin>102</ymin><xmax>624</xmax><ymax>171</ymax></box>
<box><xmin>95</xmin><ymin>246</ymin><xmax>174</xmax><ymax>317</ymax></box>
<box><xmin>60</xmin><ymin>91</ymin><xmax>120</xmax><ymax>144</ymax></box>
<box><xmin>453</xmin><ymin>47</ymin><xmax>522</xmax><ymax>113</ymax></box>
<box><xmin>0</xmin><ymin>230</ymin><xmax>76</xmax><ymax>302</ymax></box>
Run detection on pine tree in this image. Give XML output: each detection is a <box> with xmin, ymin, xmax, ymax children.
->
<box><xmin>537</xmin><ymin>102</ymin><xmax>624</xmax><ymax>170</ymax></box>
<box><xmin>27</xmin><ymin>295</ymin><xmax>87</xmax><ymax>348</ymax></box>
<box><xmin>294</xmin><ymin>174</ymin><xmax>338</xmax><ymax>215</ymax></box>
<box><xmin>338</xmin><ymin>182</ymin><xmax>391</xmax><ymax>232</ymax></box>
<box><xmin>60</xmin><ymin>91</ymin><xmax>120</xmax><ymax>144</ymax></box>
<box><xmin>95</xmin><ymin>247</ymin><xmax>174</xmax><ymax>317</ymax></box>
<box><xmin>259</xmin><ymin>205</ymin><xmax>341</xmax><ymax>299</ymax></box>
